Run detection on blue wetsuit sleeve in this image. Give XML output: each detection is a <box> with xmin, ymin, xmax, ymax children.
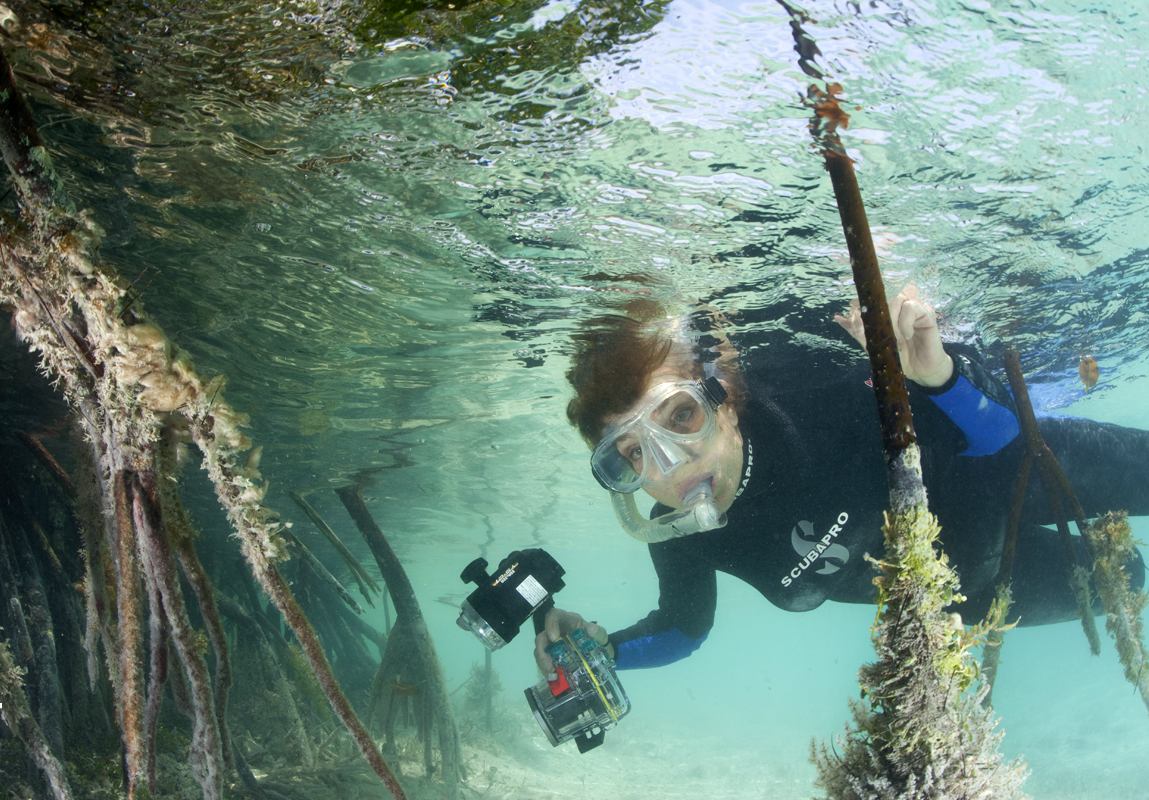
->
<box><xmin>608</xmin><ymin>539</ymin><xmax>716</xmax><ymax>670</ymax></box>
<box><xmin>610</xmin><ymin>626</ymin><xmax>709</xmax><ymax>669</ymax></box>
<box><xmin>921</xmin><ymin>344</ymin><xmax>1019</xmax><ymax>457</ymax></box>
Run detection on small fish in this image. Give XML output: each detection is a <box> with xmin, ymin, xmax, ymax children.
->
<box><xmin>1078</xmin><ymin>355</ymin><xmax>1099</xmax><ymax>391</ymax></box>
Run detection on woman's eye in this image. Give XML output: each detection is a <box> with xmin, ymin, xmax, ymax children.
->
<box><xmin>671</xmin><ymin>404</ymin><xmax>696</xmax><ymax>428</ymax></box>
<box><xmin>615</xmin><ymin>437</ymin><xmax>642</xmax><ymax>466</ymax></box>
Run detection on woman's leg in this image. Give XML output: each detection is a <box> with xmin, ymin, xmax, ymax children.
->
<box><xmin>956</xmin><ymin>521</ymin><xmax>1146</xmax><ymax>627</ymax></box>
<box><xmin>1022</xmin><ymin>417</ymin><xmax>1149</xmax><ymax>522</ymax></box>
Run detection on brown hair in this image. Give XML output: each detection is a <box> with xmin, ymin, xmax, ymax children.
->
<box><xmin>565</xmin><ymin>298</ymin><xmax>746</xmax><ymax>445</ymax></box>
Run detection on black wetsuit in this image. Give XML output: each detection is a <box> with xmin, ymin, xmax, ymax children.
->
<box><xmin>608</xmin><ymin>344</ymin><xmax>1149</xmax><ymax>669</ymax></box>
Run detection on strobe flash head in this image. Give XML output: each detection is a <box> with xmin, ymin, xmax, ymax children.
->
<box><xmin>456</xmin><ymin>549</ymin><xmax>565</xmax><ymax>650</ymax></box>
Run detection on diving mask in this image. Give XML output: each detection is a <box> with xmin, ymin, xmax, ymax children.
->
<box><xmin>590</xmin><ymin>376</ymin><xmax>727</xmax><ymax>493</ymax></box>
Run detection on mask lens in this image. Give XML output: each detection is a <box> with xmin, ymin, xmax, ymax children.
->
<box><xmin>591</xmin><ymin>434</ymin><xmax>642</xmax><ymax>492</ymax></box>
<box><xmin>649</xmin><ymin>390</ymin><xmax>707</xmax><ymax>436</ymax></box>
<box><xmin>590</xmin><ymin>381</ymin><xmax>719</xmax><ymax>493</ymax></box>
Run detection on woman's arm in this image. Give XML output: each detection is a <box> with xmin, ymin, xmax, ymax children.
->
<box><xmin>607</xmin><ymin>540</ymin><xmax>718</xmax><ymax>670</ymax></box>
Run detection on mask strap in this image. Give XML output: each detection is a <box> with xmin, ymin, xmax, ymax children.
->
<box><xmin>700</xmin><ymin>375</ymin><xmax>726</xmax><ymax>408</ymax></box>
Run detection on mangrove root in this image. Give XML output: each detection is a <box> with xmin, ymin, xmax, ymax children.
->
<box><xmin>0</xmin><ymin>638</ymin><xmax>75</xmax><ymax>800</ymax></box>
<box><xmin>1086</xmin><ymin>511</ymin><xmax>1149</xmax><ymax>714</ymax></box>
<box><xmin>290</xmin><ymin>490</ymin><xmax>379</xmax><ymax>604</ymax></box>
<box><xmin>337</xmin><ymin>485</ymin><xmax>462</xmax><ymax>797</ymax></box>
<box><xmin>772</xmin><ymin>9</ymin><xmax>1028</xmax><ymax>793</ymax></box>
<box><xmin>812</xmin><ymin>499</ymin><xmax>1028</xmax><ymax>798</ymax></box>
<box><xmin>0</xmin><ymin>43</ymin><xmax>406</xmax><ymax>800</ymax></box>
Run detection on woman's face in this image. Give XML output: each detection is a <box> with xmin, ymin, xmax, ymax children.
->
<box><xmin>603</xmin><ymin>359</ymin><xmax>745</xmax><ymax>512</ymax></box>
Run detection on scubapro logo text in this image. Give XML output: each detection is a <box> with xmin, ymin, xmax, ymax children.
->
<box><xmin>780</xmin><ymin>513</ymin><xmax>850</xmax><ymax>588</ymax></box>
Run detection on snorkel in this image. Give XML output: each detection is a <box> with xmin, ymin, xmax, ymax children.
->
<box><xmin>610</xmin><ymin>479</ymin><xmax>727</xmax><ymax>543</ymax></box>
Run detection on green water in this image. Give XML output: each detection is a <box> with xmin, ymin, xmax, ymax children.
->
<box><xmin>6</xmin><ymin>0</ymin><xmax>1149</xmax><ymax>796</ymax></box>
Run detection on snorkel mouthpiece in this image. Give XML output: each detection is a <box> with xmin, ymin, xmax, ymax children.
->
<box><xmin>681</xmin><ymin>480</ymin><xmax>724</xmax><ymax>531</ymax></box>
<box><xmin>610</xmin><ymin>479</ymin><xmax>727</xmax><ymax>544</ymax></box>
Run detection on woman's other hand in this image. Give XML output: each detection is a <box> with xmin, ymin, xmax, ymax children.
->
<box><xmin>834</xmin><ymin>283</ymin><xmax>953</xmax><ymax>388</ymax></box>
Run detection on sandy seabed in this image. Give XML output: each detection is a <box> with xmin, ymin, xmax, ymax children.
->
<box><xmin>397</xmin><ymin>714</ymin><xmax>816</xmax><ymax>800</ymax></box>
<box><xmin>428</xmin><ymin>711</ymin><xmax>1147</xmax><ymax>800</ymax></box>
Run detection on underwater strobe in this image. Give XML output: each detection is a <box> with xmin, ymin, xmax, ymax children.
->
<box><xmin>456</xmin><ymin>549</ymin><xmax>566</xmax><ymax>651</ymax></box>
<box><xmin>457</xmin><ymin>549</ymin><xmax>631</xmax><ymax>753</ymax></box>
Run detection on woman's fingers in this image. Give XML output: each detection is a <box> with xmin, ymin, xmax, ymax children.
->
<box><xmin>585</xmin><ymin>621</ymin><xmax>610</xmax><ymax>646</ymax></box>
<box><xmin>836</xmin><ymin>283</ymin><xmax>949</xmax><ymax>385</ymax></box>
<box><xmin>834</xmin><ymin>299</ymin><xmax>866</xmax><ymax>347</ymax></box>
<box><xmin>897</xmin><ymin>297</ymin><xmax>929</xmax><ymax>343</ymax></box>
<box><xmin>534</xmin><ymin>631</ymin><xmax>556</xmax><ymax>674</ymax></box>
<box><xmin>536</xmin><ymin>608</ymin><xmax>592</xmax><ymax>674</ymax></box>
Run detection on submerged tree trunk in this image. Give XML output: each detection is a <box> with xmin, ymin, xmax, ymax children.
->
<box><xmin>336</xmin><ymin>486</ymin><xmax>463</xmax><ymax>798</ymax></box>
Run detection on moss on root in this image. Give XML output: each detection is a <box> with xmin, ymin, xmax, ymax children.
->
<box><xmin>813</xmin><ymin>460</ymin><xmax>1029</xmax><ymax>799</ymax></box>
<box><xmin>1086</xmin><ymin>511</ymin><xmax>1149</xmax><ymax>713</ymax></box>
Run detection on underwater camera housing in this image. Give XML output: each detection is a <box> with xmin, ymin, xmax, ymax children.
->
<box><xmin>525</xmin><ymin>628</ymin><xmax>631</xmax><ymax>753</ymax></box>
<box><xmin>457</xmin><ymin>548</ymin><xmax>630</xmax><ymax>752</ymax></box>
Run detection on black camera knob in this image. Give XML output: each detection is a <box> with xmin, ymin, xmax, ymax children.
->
<box><xmin>460</xmin><ymin>557</ymin><xmax>490</xmax><ymax>586</ymax></box>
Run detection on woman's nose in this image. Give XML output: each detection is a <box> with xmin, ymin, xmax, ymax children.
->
<box><xmin>644</xmin><ymin>438</ymin><xmax>694</xmax><ymax>477</ymax></box>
